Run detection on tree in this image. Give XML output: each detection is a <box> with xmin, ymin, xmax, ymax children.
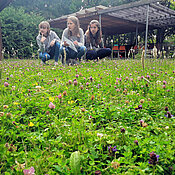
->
<box><xmin>0</xmin><ymin>7</ymin><xmax>44</xmax><ymax>58</ymax></box>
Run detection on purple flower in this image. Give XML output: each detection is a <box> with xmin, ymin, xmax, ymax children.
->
<box><xmin>134</xmin><ymin>140</ymin><xmax>139</xmax><ymax>145</ymax></box>
<box><xmin>49</xmin><ymin>102</ymin><xmax>55</xmax><ymax>109</ymax></box>
<box><xmin>108</xmin><ymin>145</ymin><xmax>117</xmax><ymax>156</ymax></box>
<box><xmin>163</xmin><ymin>80</ymin><xmax>167</xmax><ymax>84</ymax></box>
<box><xmin>148</xmin><ymin>152</ymin><xmax>159</xmax><ymax>165</ymax></box>
<box><xmin>164</xmin><ymin>111</ymin><xmax>173</xmax><ymax>118</ymax></box>
<box><xmin>4</xmin><ymin>82</ymin><xmax>9</xmax><ymax>87</ymax></box>
<box><xmin>57</xmin><ymin>94</ymin><xmax>62</xmax><ymax>99</ymax></box>
<box><xmin>165</xmin><ymin>106</ymin><xmax>168</xmax><ymax>111</ymax></box>
<box><xmin>76</xmin><ymin>74</ymin><xmax>79</xmax><ymax>78</ymax></box>
<box><xmin>89</xmin><ymin>76</ymin><xmax>93</xmax><ymax>81</ymax></box>
<box><xmin>121</xmin><ymin>128</ymin><xmax>125</xmax><ymax>133</ymax></box>
<box><xmin>23</xmin><ymin>166</ymin><xmax>35</xmax><ymax>175</ymax></box>
<box><xmin>95</xmin><ymin>170</ymin><xmax>101</xmax><ymax>175</ymax></box>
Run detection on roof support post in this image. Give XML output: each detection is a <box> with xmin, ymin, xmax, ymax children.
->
<box><xmin>99</xmin><ymin>14</ymin><xmax>101</xmax><ymax>27</ymax></box>
<box><xmin>144</xmin><ymin>4</ymin><xmax>149</xmax><ymax>59</ymax></box>
<box><xmin>136</xmin><ymin>22</ymin><xmax>138</xmax><ymax>47</ymax></box>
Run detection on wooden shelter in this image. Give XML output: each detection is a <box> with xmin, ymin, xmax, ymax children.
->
<box><xmin>0</xmin><ymin>0</ymin><xmax>13</xmax><ymax>60</ymax></box>
<box><xmin>49</xmin><ymin>0</ymin><xmax>175</xmax><ymax>57</ymax></box>
<box><xmin>49</xmin><ymin>0</ymin><xmax>175</xmax><ymax>35</ymax></box>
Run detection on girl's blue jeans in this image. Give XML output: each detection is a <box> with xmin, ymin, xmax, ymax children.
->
<box><xmin>60</xmin><ymin>46</ymin><xmax>87</xmax><ymax>61</ymax></box>
<box><xmin>39</xmin><ymin>41</ymin><xmax>60</xmax><ymax>62</ymax></box>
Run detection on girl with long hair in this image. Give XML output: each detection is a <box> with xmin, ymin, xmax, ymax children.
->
<box><xmin>85</xmin><ymin>20</ymin><xmax>111</xmax><ymax>60</ymax></box>
<box><xmin>60</xmin><ymin>16</ymin><xmax>87</xmax><ymax>65</ymax></box>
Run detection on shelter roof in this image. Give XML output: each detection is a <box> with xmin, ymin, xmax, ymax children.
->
<box><xmin>49</xmin><ymin>0</ymin><xmax>175</xmax><ymax>35</ymax></box>
<box><xmin>0</xmin><ymin>0</ymin><xmax>13</xmax><ymax>12</ymax></box>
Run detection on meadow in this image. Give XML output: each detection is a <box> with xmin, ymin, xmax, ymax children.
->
<box><xmin>0</xmin><ymin>58</ymin><xmax>175</xmax><ymax>175</ymax></box>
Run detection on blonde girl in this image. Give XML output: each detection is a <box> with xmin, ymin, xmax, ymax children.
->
<box><xmin>60</xmin><ymin>16</ymin><xmax>87</xmax><ymax>65</ymax></box>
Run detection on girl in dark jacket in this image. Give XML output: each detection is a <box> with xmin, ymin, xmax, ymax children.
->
<box><xmin>84</xmin><ymin>20</ymin><xmax>111</xmax><ymax>60</ymax></box>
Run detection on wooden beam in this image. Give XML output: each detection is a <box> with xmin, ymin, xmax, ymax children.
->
<box><xmin>0</xmin><ymin>0</ymin><xmax>13</xmax><ymax>12</ymax></box>
<box><xmin>98</xmin><ymin>0</ymin><xmax>162</xmax><ymax>14</ymax></box>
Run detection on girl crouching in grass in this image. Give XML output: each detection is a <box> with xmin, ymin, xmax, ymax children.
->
<box><xmin>36</xmin><ymin>21</ymin><xmax>61</xmax><ymax>65</ymax></box>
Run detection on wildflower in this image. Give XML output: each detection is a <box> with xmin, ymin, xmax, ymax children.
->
<box><xmin>86</xmin><ymin>82</ymin><xmax>89</xmax><ymax>86</ymax></box>
<box><xmin>57</xmin><ymin>94</ymin><xmax>62</xmax><ymax>99</ymax></box>
<box><xmin>138</xmin><ymin>105</ymin><xmax>142</xmax><ymax>109</ymax></box>
<box><xmin>108</xmin><ymin>146</ymin><xmax>117</xmax><ymax>156</ymax></box>
<box><xmin>4</xmin><ymin>82</ymin><xmax>9</xmax><ymax>87</ymax></box>
<box><xmin>68</xmin><ymin>80</ymin><xmax>72</xmax><ymax>85</ymax></box>
<box><xmin>135</xmin><ymin>104</ymin><xmax>142</xmax><ymax>110</ymax></box>
<box><xmin>80</xmin><ymin>85</ymin><xmax>84</xmax><ymax>90</ymax></box>
<box><xmin>3</xmin><ymin>105</ymin><xmax>8</xmax><ymax>109</ymax></box>
<box><xmin>63</xmin><ymin>91</ymin><xmax>67</xmax><ymax>96</ymax></box>
<box><xmin>49</xmin><ymin>97</ymin><xmax>54</xmax><ymax>102</ymax></box>
<box><xmin>23</xmin><ymin>166</ymin><xmax>35</xmax><ymax>175</ymax></box>
<box><xmin>54</xmin><ymin>78</ymin><xmax>57</xmax><ymax>82</ymax></box>
<box><xmin>125</xmin><ymin>77</ymin><xmax>129</xmax><ymax>80</ymax></box>
<box><xmin>121</xmin><ymin>128</ymin><xmax>125</xmax><ymax>133</ymax></box>
<box><xmin>91</xmin><ymin>95</ymin><xmax>95</xmax><ymax>100</ymax></box>
<box><xmin>28</xmin><ymin>122</ymin><xmax>34</xmax><ymax>127</ymax></box>
<box><xmin>165</xmin><ymin>106</ymin><xmax>168</xmax><ymax>111</ymax></box>
<box><xmin>95</xmin><ymin>170</ymin><xmax>101</xmax><ymax>175</ymax></box>
<box><xmin>81</xmin><ymin>108</ymin><xmax>86</xmax><ymax>112</ymax></box>
<box><xmin>6</xmin><ymin>113</ymin><xmax>12</xmax><ymax>118</ymax></box>
<box><xmin>46</xmin><ymin>111</ymin><xmax>50</xmax><ymax>115</ymax></box>
<box><xmin>163</xmin><ymin>80</ymin><xmax>167</xmax><ymax>84</ymax></box>
<box><xmin>97</xmin><ymin>133</ymin><xmax>103</xmax><ymax>138</ymax></box>
<box><xmin>140</xmin><ymin>120</ymin><xmax>148</xmax><ymax>127</ymax></box>
<box><xmin>140</xmin><ymin>99</ymin><xmax>144</xmax><ymax>103</ymax></box>
<box><xmin>76</xmin><ymin>74</ymin><xmax>79</xmax><ymax>78</ymax></box>
<box><xmin>162</xmin><ymin>85</ymin><xmax>166</xmax><ymax>89</ymax></box>
<box><xmin>35</xmin><ymin>86</ymin><xmax>41</xmax><ymax>89</ymax></box>
<box><xmin>148</xmin><ymin>151</ymin><xmax>159</xmax><ymax>165</ymax></box>
<box><xmin>164</xmin><ymin>111</ymin><xmax>173</xmax><ymax>118</ymax></box>
<box><xmin>5</xmin><ymin>143</ymin><xmax>9</xmax><ymax>148</ymax></box>
<box><xmin>0</xmin><ymin>112</ymin><xmax>4</xmax><ymax>117</ymax></box>
<box><xmin>73</xmin><ymin>80</ymin><xmax>78</xmax><ymax>86</ymax></box>
<box><xmin>89</xmin><ymin>76</ymin><xmax>93</xmax><ymax>81</ymax></box>
<box><xmin>125</xmin><ymin>100</ymin><xmax>129</xmax><ymax>104</ymax></box>
<box><xmin>165</xmin><ymin>126</ymin><xmax>169</xmax><ymax>130</ymax></box>
<box><xmin>111</xmin><ymin>161</ymin><xmax>120</xmax><ymax>169</ymax></box>
<box><xmin>134</xmin><ymin>140</ymin><xmax>139</xmax><ymax>145</ymax></box>
<box><xmin>49</xmin><ymin>102</ymin><xmax>55</xmax><ymax>109</ymax></box>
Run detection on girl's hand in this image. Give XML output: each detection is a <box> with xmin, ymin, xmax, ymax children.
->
<box><xmin>50</xmin><ymin>40</ymin><xmax>56</xmax><ymax>47</ymax></box>
<box><xmin>41</xmin><ymin>34</ymin><xmax>46</xmax><ymax>43</ymax></box>
<box><xmin>64</xmin><ymin>41</ymin><xmax>69</xmax><ymax>46</ymax></box>
<box><xmin>73</xmin><ymin>40</ymin><xmax>78</xmax><ymax>45</ymax></box>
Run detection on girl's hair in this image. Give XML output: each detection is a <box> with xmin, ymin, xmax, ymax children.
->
<box><xmin>85</xmin><ymin>20</ymin><xmax>102</xmax><ymax>45</ymax></box>
<box><xmin>67</xmin><ymin>16</ymin><xmax>80</xmax><ymax>37</ymax></box>
<box><xmin>39</xmin><ymin>21</ymin><xmax>50</xmax><ymax>36</ymax></box>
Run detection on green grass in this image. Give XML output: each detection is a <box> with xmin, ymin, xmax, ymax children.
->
<box><xmin>0</xmin><ymin>58</ymin><xmax>175</xmax><ymax>175</ymax></box>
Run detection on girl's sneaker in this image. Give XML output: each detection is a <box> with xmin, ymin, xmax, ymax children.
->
<box><xmin>54</xmin><ymin>62</ymin><xmax>59</xmax><ymax>66</ymax></box>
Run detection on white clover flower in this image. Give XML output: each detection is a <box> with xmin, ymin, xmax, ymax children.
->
<box><xmin>97</xmin><ymin>133</ymin><xmax>103</xmax><ymax>138</ymax></box>
<box><xmin>156</xmin><ymin>80</ymin><xmax>161</xmax><ymax>84</ymax></box>
<box><xmin>35</xmin><ymin>86</ymin><xmax>41</xmax><ymax>89</ymax></box>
